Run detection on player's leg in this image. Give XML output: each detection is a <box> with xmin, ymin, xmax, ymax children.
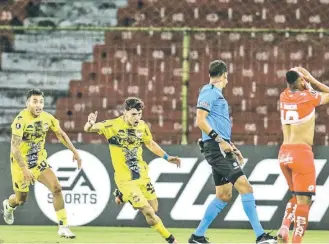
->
<box><xmin>277</xmin><ymin>160</ymin><xmax>296</xmax><ymax>243</ymax></box>
<box><xmin>291</xmin><ymin>157</ymin><xmax>315</xmax><ymax>244</ymax></box>
<box><xmin>140</xmin><ymin>179</ymin><xmax>159</xmax><ymax>212</ymax></box>
<box><xmin>148</xmin><ymin>198</ymin><xmax>159</xmax><ymax>213</ymax></box>
<box><xmin>3</xmin><ymin>161</ymin><xmax>30</xmax><ymax>224</ymax></box>
<box><xmin>114</xmin><ymin>187</ymin><xmax>159</xmax><ymax>213</ymax></box>
<box><xmin>120</xmin><ymin>180</ymin><xmax>177</xmax><ymax>243</ymax></box>
<box><xmin>139</xmin><ymin>203</ymin><xmax>177</xmax><ymax>244</ymax></box>
<box><xmin>229</xmin><ymin>154</ymin><xmax>276</xmax><ymax>243</ymax></box>
<box><xmin>233</xmin><ymin>175</ymin><xmax>269</xmax><ymax>241</ymax></box>
<box><xmin>3</xmin><ymin>191</ymin><xmax>28</xmax><ymax>224</ymax></box>
<box><xmin>37</xmin><ymin>167</ymin><xmax>75</xmax><ymax>239</ymax></box>
<box><xmin>8</xmin><ymin>191</ymin><xmax>29</xmax><ymax>207</ymax></box>
<box><xmin>189</xmin><ymin>171</ymin><xmax>232</xmax><ymax>244</ymax></box>
<box><xmin>188</xmin><ymin>140</ymin><xmax>233</xmax><ymax>243</ymax></box>
<box><xmin>292</xmin><ymin>194</ymin><xmax>312</xmax><ymax>244</ymax></box>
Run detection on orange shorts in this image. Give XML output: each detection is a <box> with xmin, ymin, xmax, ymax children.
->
<box><xmin>278</xmin><ymin>144</ymin><xmax>316</xmax><ymax>196</ymax></box>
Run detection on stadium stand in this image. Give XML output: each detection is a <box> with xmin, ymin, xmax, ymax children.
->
<box><xmin>1</xmin><ymin>0</ymin><xmax>329</xmax><ymax>144</ymax></box>
<box><xmin>0</xmin><ymin>0</ymin><xmax>127</xmax><ymax>141</ymax></box>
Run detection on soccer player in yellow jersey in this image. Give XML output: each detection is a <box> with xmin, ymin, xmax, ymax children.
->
<box><xmin>84</xmin><ymin>97</ymin><xmax>181</xmax><ymax>244</ymax></box>
<box><xmin>2</xmin><ymin>89</ymin><xmax>82</xmax><ymax>238</ymax></box>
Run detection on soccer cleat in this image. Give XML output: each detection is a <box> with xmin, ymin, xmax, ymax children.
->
<box><xmin>277</xmin><ymin>226</ymin><xmax>289</xmax><ymax>243</ymax></box>
<box><xmin>188</xmin><ymin>234</ymin><xmax>210</xmax><ymax>243</ymax></box>
<box><xmin>165</xmin><ymin>234</ymin><xmax>178</xmax><ymax>244</ymax></box>
<box><xmin>2</xmin><ymin>199</ymin><xmax>15</xmax><ymax>225</ymax></box>
<box><xmin>256</xmin><ymin>232</ymin><xmax>277</xmax><ymax>244</ymax></box>
<box><xmin>58</xmin><ymin>226</ymin><xmax>76</xmax><ymax>239</ymax></box>
<box><xmin>113</xmin><ymin>188</ymin><xmax>124</xmax><ymax>204</ymax></box>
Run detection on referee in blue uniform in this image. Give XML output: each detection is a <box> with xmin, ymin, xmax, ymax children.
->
<box><xmin>188</xmin><ymin>60</ymin><xmax>276</xmax><ymax>244</ymax></box>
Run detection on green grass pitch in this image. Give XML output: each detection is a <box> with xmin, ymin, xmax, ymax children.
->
<box><xmin>0</xmin><ymin>226</ymin><xmax>328</xmax><ymax>243</ymax></box>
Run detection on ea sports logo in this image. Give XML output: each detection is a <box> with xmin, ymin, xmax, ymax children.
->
<box><xmin>34</xmin><ymin>149</ymin><xmax>111</xmax><ymax>226</ymax></box>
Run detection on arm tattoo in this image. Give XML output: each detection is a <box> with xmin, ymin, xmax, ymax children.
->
<box><xmin>11</xmin><ymin>135</ymin><xmax>26</xmax><ymax>168</ymax></box>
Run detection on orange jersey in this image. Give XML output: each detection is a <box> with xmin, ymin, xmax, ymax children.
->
<box><xmin>280</xmin><ymin>88</ymin><xmax>322</xmax><ymax>125</ymax></box>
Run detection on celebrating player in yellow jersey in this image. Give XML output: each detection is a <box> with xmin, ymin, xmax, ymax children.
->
<box><xmin>84</xmin><ymin>97</ymin><xmax>181</xmax><ymax>244</ymax></box>
<box><xmin>2</xmin><ymin>89</ymin><xmax>82</xmax><ymax>238</ymax></box>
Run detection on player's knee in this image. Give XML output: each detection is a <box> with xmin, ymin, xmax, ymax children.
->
<box><xmin>150</xmin><ymin>201</ymin><xmax>159</xmax><ymax>213</ymax></box>
<box><xmin>216</xmin><ymin>192</ymin><xmax>232</xmax><ymax>202</ymax></box>
<box><xmin>152</xmin><ymin>205</ymin><xmax>159</xmax><ymax>213</ymax></box>
<box><xmin>143</xmin><ymin>208</ymin><xmax>154</xmax><ymax>219</ymax></box>
<box><xmin>245</xmin><ymin>184</ymin><xmax>253</xmax><ymax>193</ymax></box>
<box><xmin>296</xmin><ymin>195</ymin><xmax>312</xmax><ymax>205</ymax></box>
<box><xmin>52</xmin><ymin>183</ymin><xmax>62</xmax><ymax>195</ymax></box>
<box><xmin>240</xmin><ymin>184</ymin><xmax>253</xmax><ymax>194</ymax></box>
<box><xmin>141</xmin><ymin>205</ymin><xmax>157</xmax><ymax>225</ymax></box>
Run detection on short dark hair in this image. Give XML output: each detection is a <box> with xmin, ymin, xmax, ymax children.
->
<box><xmin>124</xmin><ymin>97</ymin><xmax>144</xmax><ymax>111</ymax></box>
<box><xmin>209</xmin><ymin>60</ymin><xmax>227</xmax><ymax>77</ymax></box>
<box><xmin>286</xmin><ymin>71</ymin><xmax>300</xmax><ymax>84</ymax></box>
<box><xmin>26</xmin><ymin>89</ymin><xmax>44</xmax><ymax>100</ymax></box>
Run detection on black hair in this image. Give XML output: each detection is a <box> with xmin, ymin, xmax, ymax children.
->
<box><xmin>124</xmin><ymin>97</ymin><xmax>144</xmax><ymax>111</ymax></box>
<box><xmin>26</xmin><ymin>89</ymin><xmax>44</xmax><ymax>100</ymax></box>
<box><xmin>209</xmin><ymin>60</ymin><xmax>227</xmax><ymax>77</ymax></box>
<box><xmin>286</xmin><ymin>71</ymin><xmax>300</xmax><ymax>84</ymax></box>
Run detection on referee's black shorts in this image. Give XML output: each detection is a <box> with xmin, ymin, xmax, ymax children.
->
<box><xmin>203</xmin><ymin>139</ymin><xmax>245</xmax><ymax>186</ymax></box>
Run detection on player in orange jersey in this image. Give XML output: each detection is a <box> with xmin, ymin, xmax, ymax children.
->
<box><xmin>277</xmin><ymin>67</ymin><xmax>329</xmax><ymax>243</ymax></box>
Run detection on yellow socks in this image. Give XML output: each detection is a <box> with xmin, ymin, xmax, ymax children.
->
<box><xmin>56</xmin><ymin>209</ymin><xmax>68</xmax><ymax>226</ymax></box>
<box><xmin>151</xmin><ymin>219</ymin><xmax>171</xmax><ymax>239</ymax></box>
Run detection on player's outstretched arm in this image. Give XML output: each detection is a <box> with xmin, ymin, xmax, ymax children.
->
<box><xmin>54</xmin><ymin>127</ymin><xmax>82</xmax><ymax>168</ymax></box>
<box><xmin>144</xmin><ymin>140</ymin><xmax>181</xmax><ymax>167</ymax></box>
<box><xmin>84</xmin><ymin>111</ymin><xmax>103</xmax><ymax>133</ymax></box>
<box><xmin>11</xmin><ymin>135</ymin><xmax>34</xmax><ymax>184</ymax></box>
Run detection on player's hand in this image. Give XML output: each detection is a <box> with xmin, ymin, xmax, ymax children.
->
<box><xmin>296</xmin><ymin>66</ymin><xmax>312</xmax><ymax>79</ymax></box>
<box><xmin>22</xmin><ymin>166</ymin><xmax>34</xmax><ymax>186</ymax></box>
<box><xmin>233</xmin><ymin>149</ymin><xmax>245</xmax><ymax>166</ymax></box>
<box><xmin>73</xmin><ymin>151</ymin><xmax>82</xmax><ymax>169</ymax></box>
<box><xmin>88</xmin><ymin>111</ymin><xmax>98</xmax><ymax>125</ymax></box>
<box><xmin>167</xmin><ymin>156</ymin><xmax>181</xmax><ymax>168</ymax></box>
<box><xmin>219</xmin><ymin>140</ymin><xmax>233</xmax><ymax>153</ymax></box>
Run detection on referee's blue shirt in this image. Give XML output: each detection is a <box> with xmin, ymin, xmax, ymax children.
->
<box><xmin>196</xmin><ymin>84</ymin><xmax>231</xmax><ymax>142</ymax></box>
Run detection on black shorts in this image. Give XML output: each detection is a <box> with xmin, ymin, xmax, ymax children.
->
<box><xmin>203</xmin><ymin>139</ymin><xmax>245</xmax><ymax>186</ymax></box>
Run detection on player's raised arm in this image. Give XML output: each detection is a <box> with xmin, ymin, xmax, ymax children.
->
<box><xmin>84</xmin><ymin>111</ymin><xmax>104</xmax><ymax>133</ymax></box>
<box><xmin>297</xmin><ymin>67</ymin><xmax>329</xmax><ymax>93</ymax></box>
<box><xmin>50</xmin><ymin>115</ymin><xmax>82</xmax><ymax>168</ymax></box>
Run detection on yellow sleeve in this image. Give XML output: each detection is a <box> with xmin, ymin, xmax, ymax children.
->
<box><xmin>96</xmin><ymin>120</ymin><xmax>114</xmax><ymax>138</ymax></box>
<box><xmin>11</xmin><ymin>114</ymin><xmax>25</xmax><ymax>137</ymax></box>
<box><xmin>143</xmin><ymin>123</ymin><xmax>153</xmax><ymax>143</ymax></box>
<box><xmin>49</xmin><ymin>114</ymin><xmax>60</xmax><ymax>132</ymax></box>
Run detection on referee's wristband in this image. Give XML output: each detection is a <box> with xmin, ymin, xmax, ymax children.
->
<box><xmin>208</xmin><ymin>130</ymin><xmax>222</xmax><ymax>143</ymax></box>
<box><xmin>163</xmin><ymin>153</ymin><xmax>169</xmax><ymax>160</ymax></box>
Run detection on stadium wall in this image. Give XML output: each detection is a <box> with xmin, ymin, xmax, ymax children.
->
<box><xmin>0</xmin><ymin>143</ymin><xmax>328</xmax><ymax>230</ymax></box>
